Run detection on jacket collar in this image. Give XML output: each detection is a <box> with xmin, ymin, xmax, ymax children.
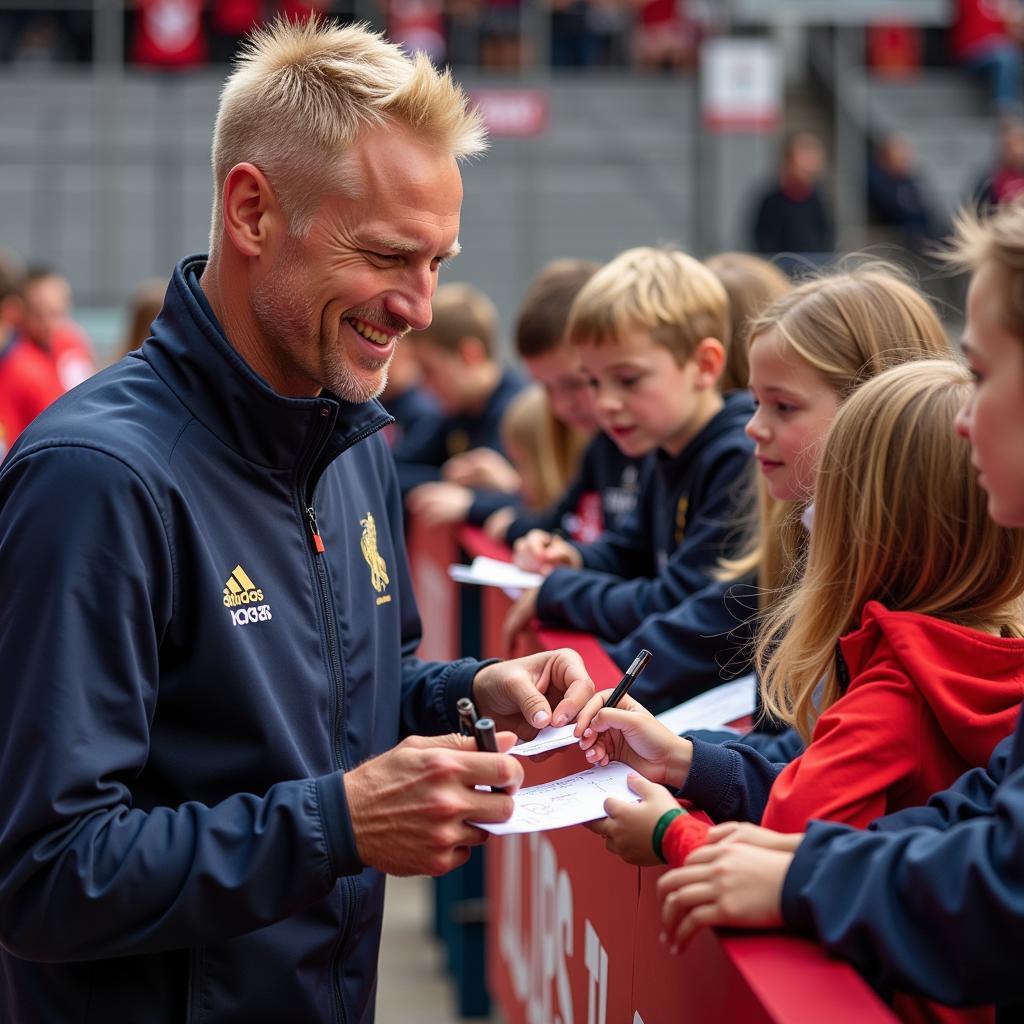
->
<box><xmin>143</xmin><ymin>255</ymin><xmax>392</xmax><ymax>472</ymax></box>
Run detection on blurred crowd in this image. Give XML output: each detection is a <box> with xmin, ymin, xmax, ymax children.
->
<box><xmin>0</xmin><ymin>0</ymin><xmax>714</xmax><ymax>72</ymax></box>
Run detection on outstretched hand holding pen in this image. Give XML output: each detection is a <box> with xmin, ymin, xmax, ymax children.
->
<box><xmin>512</xmin><ymin>528</ymin><xmax>583</xmax><ymax>574</ymax></box>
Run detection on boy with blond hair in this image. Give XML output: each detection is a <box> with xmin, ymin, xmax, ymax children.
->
<box><xmin>400</xmin><ymin>281</ymin><xmax>526</xmax><ymax>525</ymax></box>
<box><xmin>505</xmin><ymin>246</ymin><xmax>755</xmax><ymax>710</ymax></box>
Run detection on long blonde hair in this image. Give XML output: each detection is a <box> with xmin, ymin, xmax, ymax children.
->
<box><xmin>758</xmin><ymin>359</ymin><xmax>1024</xmax><ymax>741</ymax></box>
<box><xmin>719</xmin><ymin>265</ymin><xmax>951</xmax><ymax>605</ymax></box>
<box><xmin>501</xmin><ymin>384</ymin><xmax>588</xmax><ymax>510</ymax></box>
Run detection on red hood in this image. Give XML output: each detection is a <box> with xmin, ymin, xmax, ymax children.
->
<box><xmin>839</xmin><ymin>601</ymin><xmax>1024</xmax><ymax>767</ymax></box>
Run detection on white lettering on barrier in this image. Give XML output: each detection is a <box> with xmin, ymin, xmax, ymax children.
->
<box><xmin>584</xmin><ymin>920</ymin><xmax>607</xmax><ymax>1024</ymax></box>
<box><xmin>499</xmin><ymin>833</ymin><xmax>613</xmax><ymax>1024</ymax></box>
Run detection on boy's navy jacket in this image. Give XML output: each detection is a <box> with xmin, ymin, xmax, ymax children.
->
<box><xmin>781</xmin><ymin>715</ymin><xmax>1024</xmax><ymax>1021</ymax></box>
<box><xmin>391</xmin><ymin>367</ymin><xmax>526</xmax><ymax>523</ymax></box>
<box><xmin>535</xmin><ymin>391</ymin><xmax>755</xmax><ymax>713</ymax></box>
<box><xmin>380</xmin><ymin>382</ymin><xmax>442</xmax><ymax>451</ymax></box>
<box><xmin>504</xmin><ymin>431</ymin><xmax>643</xmax><ymax>544</ymax></box>
<box><xmin>0</xmin><ymin>256</ymin><xmax>482</xmax><ymax>1024</ymax></box>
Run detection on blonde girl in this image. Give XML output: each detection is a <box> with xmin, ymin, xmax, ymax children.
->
<box><xmin>723</xmin><ymin>264</ymin><xmax>952</xmax><ymax>607</ymax></box>
<box><xmin>500</xmin><ymin>383</ymin><xmax>589</xmax><ymax>511</ymax></box>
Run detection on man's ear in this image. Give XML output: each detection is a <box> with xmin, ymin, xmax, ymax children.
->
<box><xmin>220</xmin><ymin>163</ymin><xmax>283</xmax><ymax>258</ymax></box>
<box><xmin>693</xmin><ymin>337</ymin><xmax>727</xmax><ymax>389</ymax></box>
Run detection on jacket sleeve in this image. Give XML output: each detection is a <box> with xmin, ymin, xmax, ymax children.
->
<box><xmin>467</xmin><ymin>488</ymin><xmax>523</xmax><ymax>526</ymax></box>
<box><xmin>378</xmin><ymin>442</ymin><xmax>480</xmax><ymax>737</ymax></box>
<box><xmin>391</xmin><ymin>416</ymin><xmax>448</xmax><ymax>495</ymax></box>
<box><xmin>760</xmin><ymin>665</ymin><xmax>923</xmax><ymax>833</ymax></box>
<box><xmin>0</xmin><ymin>446</ymin><xmax>347</xmax><ymax>963</ymax></box>
<box><xmin>781</xmin><ymin>745</ymin><xmax>1024</xmax><ymax>1006</ymax></box>
<box><xmin>504</xmin><ymin>469</ymin><xmax>586</xmax><ymax>545</ymax></box>
<box><xmin>535</xmin><ymin>447</ymin><xmax>750</xmax><ymax>641</ymax></box>
<box><xmin>596</xmin><ymin>578</ymin><xmax>757</xmax><ymax>715</ymax></box>
<box><xmin>678</xmin><ymin>738</ymin><xmax>787</xmax><ymax>823</ymax></box>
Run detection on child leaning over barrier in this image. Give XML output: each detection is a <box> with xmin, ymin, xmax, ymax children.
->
<box><xmin>502</xmin><ymin>245</ymin><xmax>755</xmax><ymax>710</ymax></box>
<box><xmin>576</xmin><ymin>359</ymin><xmax>1024</xmax><ymax>1024</ymax></box>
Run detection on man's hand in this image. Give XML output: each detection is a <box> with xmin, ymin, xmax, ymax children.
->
<box><xmin>501</xmin><ymin>587</ymin><xmax>539</xmax><ymax>657</ymax></box>
<box><xmin>443</xmin><ymin>448</ymin><xmax>521</xmax><ymax>492</ymax></box>
<box><xmin>343</xmin><ymin>733</ymin><xmax>524</xmax><ymax>877</ymax></box>
<box><xmin>406</xmin><ymin>482</ymin><xmax>474</xmax><ymax>527</ymax></box>
<box><xmin>473</xmin><ymin>647</ymin><xmax>595</xmax><ymax>737</ymax></box>
<box><xmin>513</xmin><ymin>530</ymin><xmax>583</xmax><ymax>574</ymax></box>
<box><xmin>656</xmin><ymin>842</ymin><xmax>791</xmax><ymax>953</ymax></box>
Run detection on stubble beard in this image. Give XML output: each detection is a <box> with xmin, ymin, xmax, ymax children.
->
<box><xmin>252</xmin><ymin>241</ymin><xmax>392</xmax><ymax>404</ymax></box>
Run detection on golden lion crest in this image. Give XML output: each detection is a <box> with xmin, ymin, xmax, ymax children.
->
<box><xmin>360</xmin><ymin>513</ymin><xmax>390</xmax><ymax>593</ymax></box>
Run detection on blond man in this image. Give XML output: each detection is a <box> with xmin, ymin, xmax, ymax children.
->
<box><xmin>0</xmin><ymin>20</ymin><xmax>596</xmax><ymax>1023</ymax></box>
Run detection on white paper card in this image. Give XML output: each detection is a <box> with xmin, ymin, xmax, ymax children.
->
<box><xmin>448</xmin><ymin>556</ymin><xmax>544</xmax><ymax>592</ymax></box>
<box><xmin>509</xmin><ymin>722</ymin><xmax>579</xmax><ymax>757</ymax></box>
<box><xmin>654</xmin><ymin>676</ymin><xmax>756</xmax><ymax>736</ymax></box>
<box><xmin>475</xmin><ymin>761</ymin><xmax>640</xmax><ymax>835</ymax></box>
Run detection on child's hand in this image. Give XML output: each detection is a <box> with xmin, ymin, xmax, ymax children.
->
<box><xmin>574</xmin><ymin>691</ymin><xmax>693</xmax><ymax>789</ymax></box>
<box><xmin>513</xmin><ymin>530</ymin><xmax>583</xmax><ymax>574</ymax></box>
<box><xmin>483</xmin><ymin>506</ymin><xmax>516</xmax><ymax>542</ymax></box>
<box><xmin>405</xmin><ymin>482</ymin><xmax>473</xmax><ymax>527</ymax></box>
<box><xmin>589</xmin><ymin>774</ymin><xmax>680</xmax><ymax>865</ymax></box>
<box><xmin>705</xmin><ymin>821</ymin><xmax>804</xmax><ymax>853</ymax></box>
<box><xmin>656</xmin><ymin>842</ymin><xmax>791</xmax><ymax>953</ymax></box>
<box><xmin>443</xmin><ymin>448</ymin><xmax>521</xmax><ymax>492</ymax></box>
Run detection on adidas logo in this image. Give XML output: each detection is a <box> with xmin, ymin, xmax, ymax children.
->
<box><xmin>223</xmin><ymin>565</ymin><xmax>272</xmax><ymax>627</ymax></box>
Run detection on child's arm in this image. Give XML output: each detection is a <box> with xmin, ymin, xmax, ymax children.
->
<box><xmin>657</xmin><ymin>841</ymin><xmax>791</xmax><ymax>954</ymax></box>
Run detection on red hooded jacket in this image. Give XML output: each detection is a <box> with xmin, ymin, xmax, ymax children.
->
<box><xmin>761</xmin><ymin>601</ymin><xmax>1024</xmax><ymax>833</ymax></box>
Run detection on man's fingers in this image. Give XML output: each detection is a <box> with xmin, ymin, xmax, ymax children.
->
<box><xmin>603</xmin><ymin>796</ymin><xmax>625</xmax><ymax>817</ymax></box>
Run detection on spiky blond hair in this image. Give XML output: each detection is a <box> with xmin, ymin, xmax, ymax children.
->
<box><xmin>209</xmin><ymin>18</ymin><xmax>487</xmax><ymax>254</ymax></box>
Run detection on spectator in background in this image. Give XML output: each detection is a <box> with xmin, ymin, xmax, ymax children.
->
<box><xmin>752</xmin><ymin>131</ymin><xmax>834</xmax><ymax>271</ymax></box>
<box><xmin>379</xmin><ymin>334</ymin><xmax>443</xmax><ymax>450</ymax></box>
<box><xmin>632</xmin><ymin>0</ymin><xmax>698</xmax><ymax>73</ymax></box>
<box><xmin>867</xmin><ymin>133</ymin><xmax>943</xmax><ymax>256</ymax></box>
<box><xmin>398</xmin><ymin>282</ymin><xmax>526</xmax><ymax>526</ymax></box>
<box><xmin>132</xmin><ymin>0</ymin><xmax>208</xmax><ymax>68</ymax></box>
<box><xmin>0</xmin><ymin>252</ymin><xmax>63</xmax><ymax>460</ymax></box>
<box><xmin>20</xmin><ymin>265</ymin><xmax>96</xmax><ymax>391</ymax></box>
<box><xmin>704</xmin><ymin>252</ymin><xmax>791</xmax><ymax>394</ymax></box>
<box><xmin>499</xmin><ymin>384</ymin><xmax>589</xmax><ymax>512</ymax></box>
<box><xmin>387</xmin><ymin>0</ymin><xmax>447</xmax><ymax>64</ymax></box>
<box><xmin>210</xmin><ymin>0</ymin><xmax>264</xmax><ymax>63</ymax></box>
<box><xmin>975</xmin><ymin>115</ymin><xmax>1024</xmax><ymax>207</ymax></box>
<box><xmin>952</xmin><ymin>0</ymin><xmax>1024</xmax><ymax>115</ymax></box>
<box><xmin>118</xmin><ymin>278</ymin><xmax>167</xmax><ymax>360</ymax></box>
<box><xmin>480</xmin><ymin>0</ymin><xmax>522</xmax><ymax>70</ymax></box>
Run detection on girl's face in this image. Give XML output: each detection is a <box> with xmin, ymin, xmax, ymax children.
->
<box><xmin>745</xmin><ymin>328</ymin><xmax>841</xmax><ymax>502</ymax></box>
<box><xmin>957</xmin><ymin>261</ymin><xmax>1024</xmax><ymax>527</ymax></box>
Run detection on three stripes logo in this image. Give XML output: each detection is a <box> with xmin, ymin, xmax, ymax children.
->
<box><xmin>223</xmin><ymin>565</ymin><xmax>273</xmax><ymax>626</ymax></box>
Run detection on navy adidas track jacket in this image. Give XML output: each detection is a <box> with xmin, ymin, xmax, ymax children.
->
<box><xmin>0</xmin><ymin>256</ymin><xmax>480</xmax><ymax>1024</ymax></box>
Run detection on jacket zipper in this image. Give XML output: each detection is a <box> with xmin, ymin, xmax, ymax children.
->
<box><xmin>301</xmin><ymin>415</ymin><xmax>386</xmax><ymax>1024</ymax></box>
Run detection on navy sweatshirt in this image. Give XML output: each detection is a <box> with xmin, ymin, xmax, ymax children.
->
<box><xmin>392</xmin><ymin>368</ymin><xmax>526</xmax><ymax>523</ymax></box>
<box><xmin>504</xmin><ymin>430</ymin><xmax>643</xmax><ymax>544</ymax></box>
<box><xmin>381</xmin><ymin>383</ymin><xmax>442</xmax><ymax>451</ymax></box>
<box><xmin>0</xmin><ymin>256</ymin><xmax>481</xmax><ymax>1024</ymax></box>
<box><xmin>535</xmin><ymin>391</ymin><xmax>755</xmax><ymax>713</ymax></box>
<box><xmin>780</xmin><ymin>708</ymin><xmax>1024</xmax><ymax>1020</ymax></box>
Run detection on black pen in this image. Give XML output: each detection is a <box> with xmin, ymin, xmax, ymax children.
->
<box><xmin>457</xmin><ymin>697</ymin><xmax>478</xmax><ymax>738</ymax></box>
<box><xmin>473</xmin><ymin>716</ymin><xmax>508</xmax><ymax>794</ymax></box>
<box><xmin>604</xmin><ymin>649</ymin><xmax>652</xmax><ymax>710</ymax></box>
